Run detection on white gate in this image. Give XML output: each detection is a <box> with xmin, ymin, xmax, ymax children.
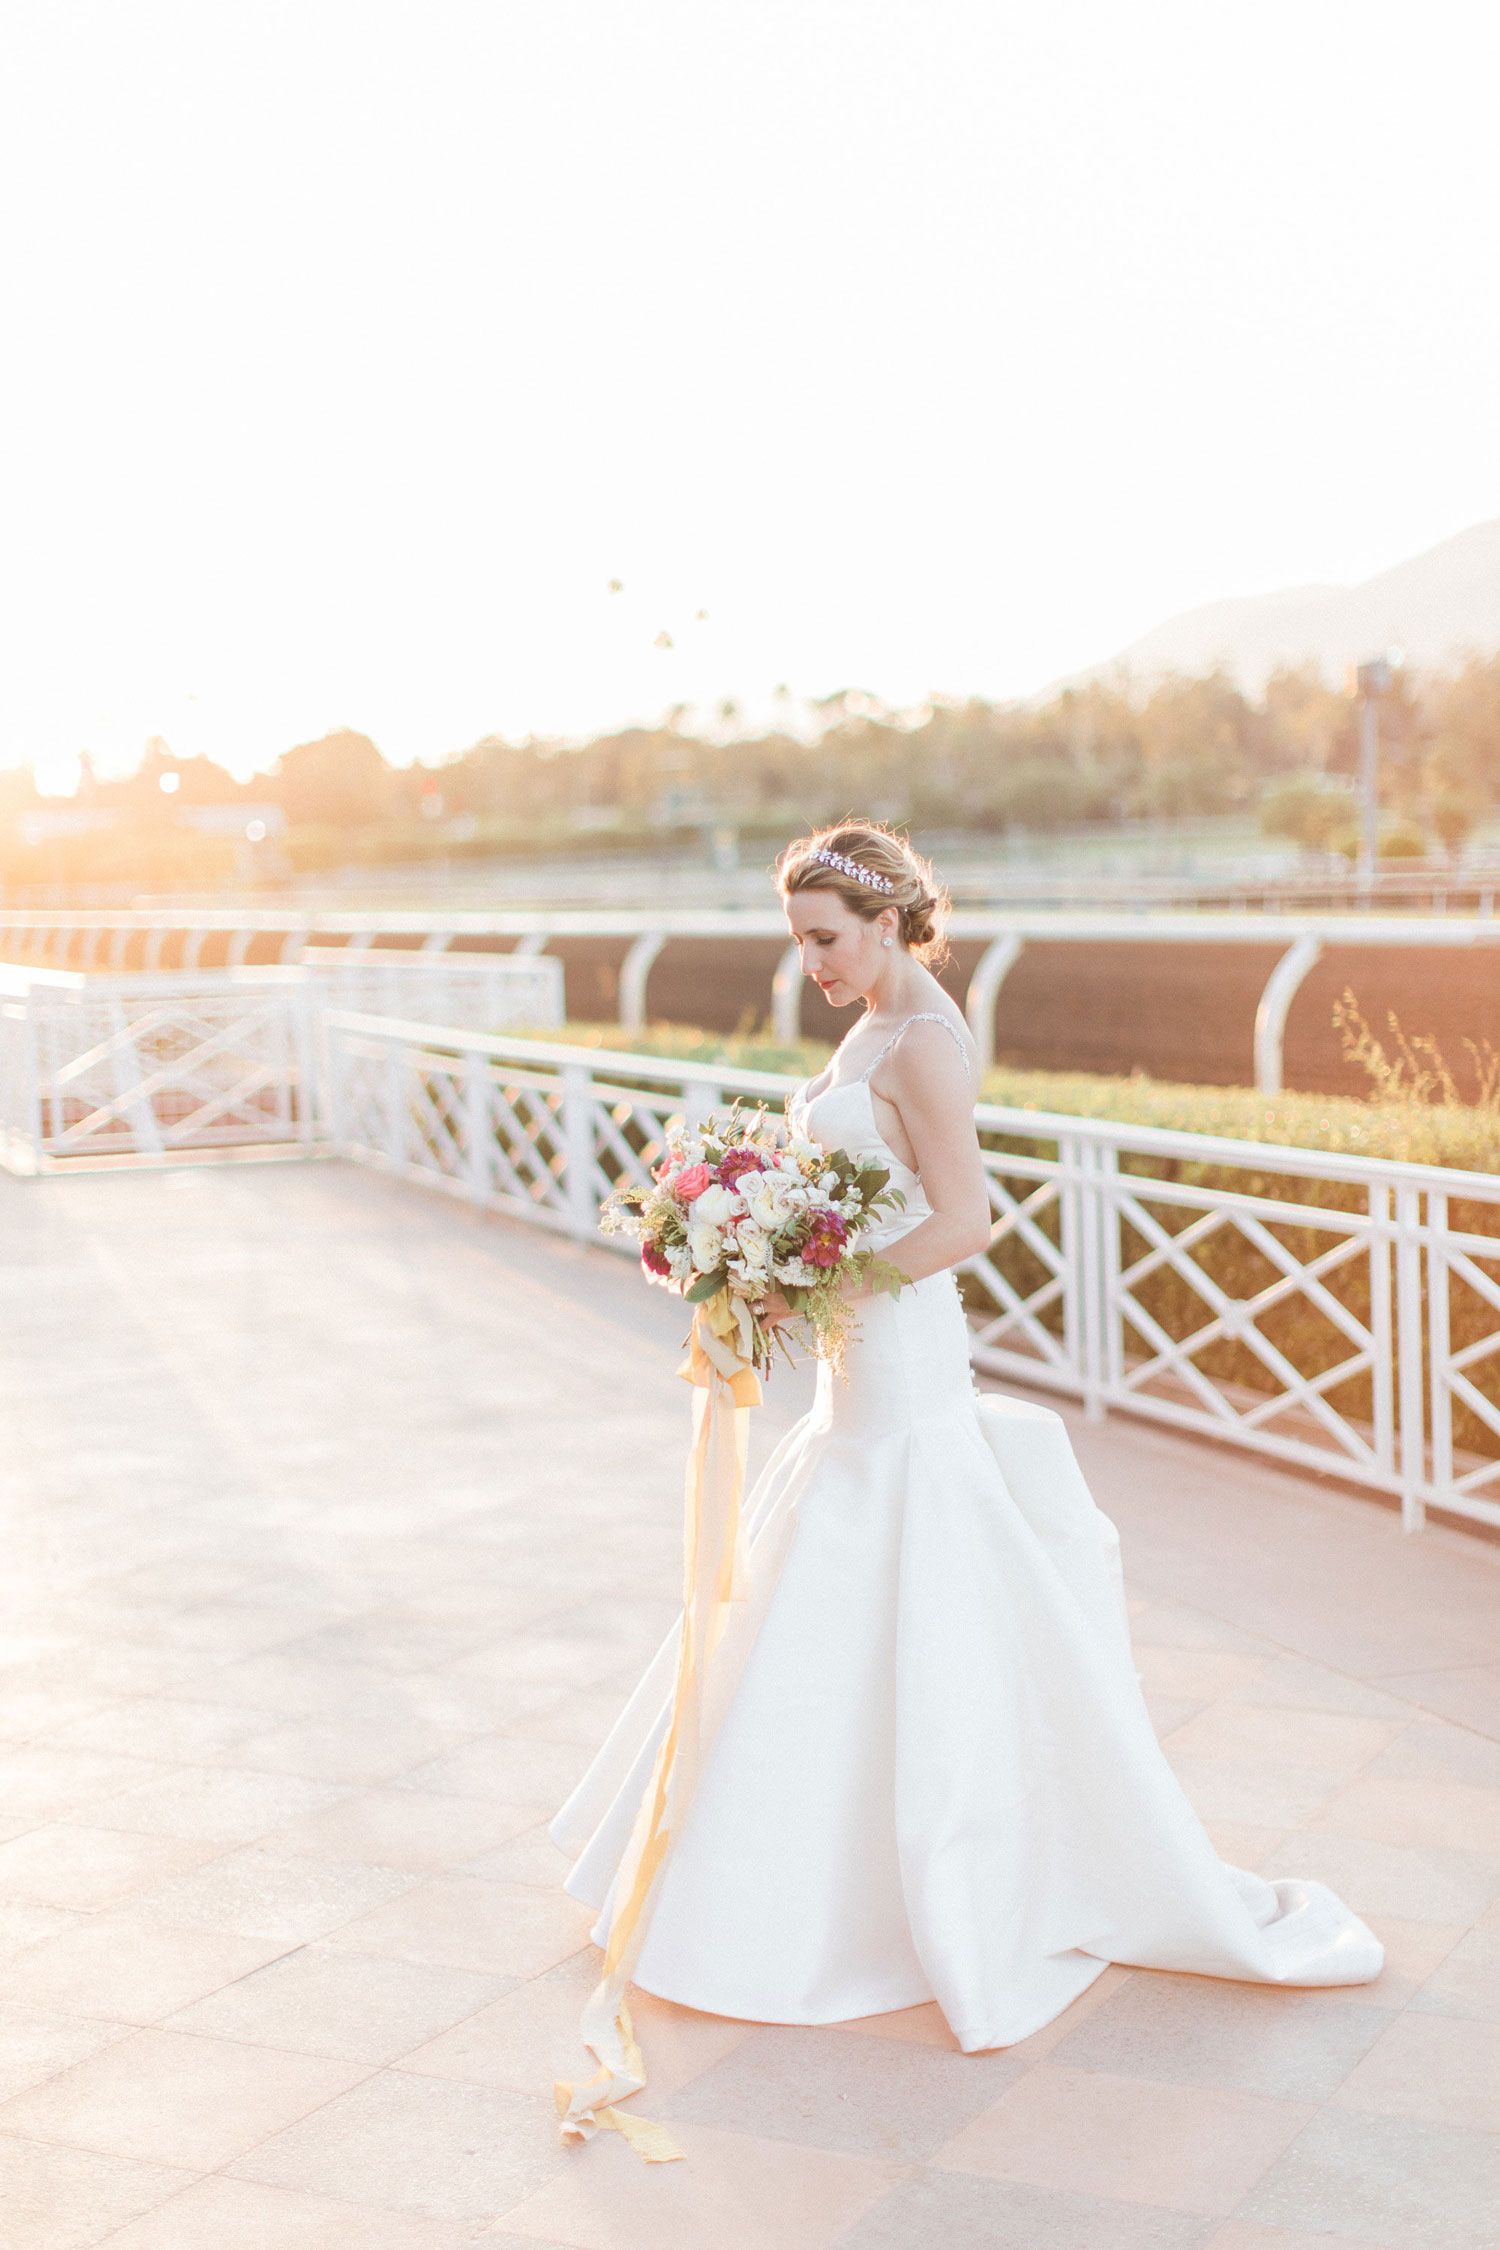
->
<box><xmin>0</xmin><ymin>966</ymin><xmax>319</xmax><ymax>1171</ymax></box>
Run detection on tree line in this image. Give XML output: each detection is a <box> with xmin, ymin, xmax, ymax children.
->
<box><xmin>4</xmin><ymin>653</ymin><xmax>1500</xmax><ymax>886</ymax></box>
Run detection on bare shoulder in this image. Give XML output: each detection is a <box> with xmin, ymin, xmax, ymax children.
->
<box><xmin>881</xmin><ymin>1011</ymin><xmax>979</xmax><ymax>1098</ymax></box>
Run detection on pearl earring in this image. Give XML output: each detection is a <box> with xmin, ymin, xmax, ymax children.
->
<box><xmin>881</xmin><ymin>937</ymin><xmax>892</xmax><ymax>948</ymax></box>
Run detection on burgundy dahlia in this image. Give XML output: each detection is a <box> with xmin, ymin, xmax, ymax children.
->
<box><xmin>641</xmin><ymin>1240</ymin><xmax>672</xmax><ymax>1277</ymax></box>
<box><xmin>801</xmin><ymin>1210</ymin><xmax>849</xmax><ymax>1269</ymax></box>
<box><xmin>718</xmin><ymin>1146</ymin><xmax>766</xmax><ymax>1188</ymax></box>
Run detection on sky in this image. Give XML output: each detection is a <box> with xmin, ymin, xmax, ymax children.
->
<box><xmin>2</xmin><ymin>0</ymin><xmax>1498</xmax><ymax>794</ymax></box>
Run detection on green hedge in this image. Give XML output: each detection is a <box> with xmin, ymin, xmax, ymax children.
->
<box><xmin>511</xmin><ymin>1019</ymin><xmax>1500</xmax><ymax>1172</ymax></box>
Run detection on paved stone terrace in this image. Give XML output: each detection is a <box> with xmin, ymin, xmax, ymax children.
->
<box><xmin>2</xmin><ymin>1156</ymin><xmax>1499</xmax><ymax>2250</ymax></box>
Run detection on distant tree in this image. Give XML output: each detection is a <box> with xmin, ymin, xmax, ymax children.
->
<box><xmin>1138</xmin><ymin>670</ymin><xmax>1257</xmax><ymax>815</ymax></box>
<box><xmin>87</xmin><ymin>737</ymin><xmax>242</xmax><ymax>820</ymax></box>
<box><xmin>1377</xmin><ymin>817</ymin><xmax>1428</xmax><ymax>861</ymax></box>
<box><xmin>1423</xmin><ymin>653</ymin><xmax>1500</xmax><ymax>802</ymax></box>
<box><xmin>1260</xmin><ymin>774</ymin><xmax>1360</xmax><ymax>854</ymax></box>
<box><xmin>271</xmin><ymin>729</ymin><xmax>394</xmax><ymax>827</ymax></box>
<box><xmin>320</xmin><ymin>651</ymin><xmax>1499</xmax><ymax>856</ymax></box>
<box><xmin>1327</xmin><ymin>815</ymin><xmax>1428</xmax><ymax>865</ymax></box>
<box><xmin>1262</xmin><ymin>665</ymin><xmax>1353</xmax><ymax>775</ymax></box>
<box><xmin>1048</xmin><ymin>679</ymin><xmax>1143</xmax><ymax>815</ymax></box>
<box><xmin>993</xmin><ymin>755</ymin><xmax>1099</xmax><ymax>829</ymax></box>
<box><xmin>1432</xmin><ymin>791</ymin><xmax>1481</xmax><ymax>858</ymax></box>
<box><xmin>169</xmin><ymin>753</ymin><xmax>245</xmax><ymax>804</ymax></box>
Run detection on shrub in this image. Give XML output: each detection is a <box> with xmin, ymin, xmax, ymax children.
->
<box><xmin>518</xmin><ymin>1016</ymin><xmax>1500</xmax><ymax>1172</ymax></box>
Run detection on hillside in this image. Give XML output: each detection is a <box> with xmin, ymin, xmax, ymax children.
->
<box><xmin>1052</xmin><ymin>517</ymin><xmax>1500</xmax><ymax>694</ymax></box>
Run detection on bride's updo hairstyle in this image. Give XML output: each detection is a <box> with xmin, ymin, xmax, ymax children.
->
<box><xmin>777</xmin><ymin>820</ymin><xmax>952</xmax><ymax>972</ymax></box>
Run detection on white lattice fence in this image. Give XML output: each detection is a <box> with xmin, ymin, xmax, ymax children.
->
<box><xmin>960</xmin><ymin>1142</ymin><xmax>1088</xmax><ymax>1394</ymax></box>
<box><xmin>0</xmin><ymin>966</ymin><xmax>319</xmax><ymax>1171</ymax></box>
<box><xmin>322</xmin><ymin>1016</ymin><xmax>1500</xmax><ymax>1532</ymax></box>
<box><xmin>323</xmin><ymin>1012</ymin><xmax>726</xmax><ymax>1240</ymax></box>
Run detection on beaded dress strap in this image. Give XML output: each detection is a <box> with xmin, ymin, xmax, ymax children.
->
<box><xmin>855</xmin><ymin>1011</ymin><xmax>976</xmax><ymax>1086</ymax></box>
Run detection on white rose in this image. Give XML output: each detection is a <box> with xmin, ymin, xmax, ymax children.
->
<box><xmin>687</xmin><ymin>1221</ymin><xmax>722</xmax><ymax>1274</ymax></box>
<box><xmin>691</xmin><ymin>1183</ymin><xmax>738</xmax><ymax>1228</ymax></box>
<box><xmin>739</xmin><ymin>1172</ymin><xmax>786</xmax><ymax>1229</ymax></box>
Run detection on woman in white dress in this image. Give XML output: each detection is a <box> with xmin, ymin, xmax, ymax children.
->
<box><xmin>549</xmin><ymin>821</ymin><xmax>1382</xmax><ymax>2077</ymax></box>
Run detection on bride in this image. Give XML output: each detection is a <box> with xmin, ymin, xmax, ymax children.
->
<box><xmin>549</xmin><ymin>820</ymin><xmax>1383</xmax><ymax>2105</ymax></box>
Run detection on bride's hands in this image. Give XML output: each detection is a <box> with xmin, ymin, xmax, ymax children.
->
<box><xmin>753</xmin><ymin>1264</ymin><xmax>873</xmax><ymax>1328</ymax></box>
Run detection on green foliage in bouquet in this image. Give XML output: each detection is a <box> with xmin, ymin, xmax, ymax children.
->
<box><xmin>600</xmin><ymin>1095</ymin><xmax>913</xmax><ymax>1381</ymax></box>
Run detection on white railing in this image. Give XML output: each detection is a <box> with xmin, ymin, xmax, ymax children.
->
<box><xmin>7</xmin><ymin>903</ymin><xmax>1500</xmax><ymax>1093</ymax></box>
<box><xmin>299</xmin><ymin>944</ymin><xmax>562</xmax><ymax>1032</ymax></box>
<box><xmin>0</xmin><ymin>952</ymin><xmax>564</xmax><ymax>1174</ymax></box>
<box><xmin>321</xmin><ymin>1011</ymin><xmax>1500</xmax><ymax>1535</ymax></box>
<box><xmin>9</xmin><ymin>969</ymin><xmax>1497</xmax><ymax>1536</ymax></box>
<box><xmin>0</xmin><ymin>966</ymin><xmax>321</xmax><ymax>1171</ymax></box>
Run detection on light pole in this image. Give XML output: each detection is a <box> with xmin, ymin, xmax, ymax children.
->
<box><xmin>1350</xmin><ymin>653</ymin><xmax>1399</xmax><ymax>895</ymax></box>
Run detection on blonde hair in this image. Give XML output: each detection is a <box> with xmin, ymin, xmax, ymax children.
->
<box><xmin>776</xmin><ymin>820</ymin><xmax>952</xmax><ymax>970</ymax></box>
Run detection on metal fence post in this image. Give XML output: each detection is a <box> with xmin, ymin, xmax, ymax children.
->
<box><xmin>463</xmin><ymin>1049</ymin><xmax>493</xmax><ymax>1203</ymax></box>
<box><xmin>321</xmin><ymin>1017</ymin><xmax>345</xmax><ymax>1152</ymax></box>
<box><xmin>1076</xmin><ymin>1136</ymin><xmax>1109</xmax><ymax>1422</ymax></box>
<box><xmin>41</xmin><ymin>1006</ymin><xmax>62</xmax><ymax>1154</ymax></box>
<box><xmin>22</xmin><ymin>991</ymin><xmax>44</xmax><ymax>1170</ymax></box>
<box><xmin>1424</xmin><ymin>1187</ymin><xmax>1451</xmax><ymax>1517</ymax></box>
<box><xmin>1088</xmin><ymin>1138</ymin><xmax>1125</xmax><ymax>1419</ymax></box>
<box><xmin>1368</xmin><ymin>1182</ymin><xmax>1398</xmax><ymax>1501</ymax></box>
<box><xmin>384</xmin><ymin>1048</ymin><xmax>406</xmax><ymax>1168</ymax></box>
<box><xmin>1393</xmin><ymin>1181</ymin><xmax>1427</xmax><ymax>1532</ymax></box>
<box><xmin>292</xmin><ymin>979</ymin><xmax>321</xmax><ymax>1147</ymax></box>
<box><xmin>562</xmin><ymin>1062</ymin><xmax>598</xmax><ymax>1240</ymax></box>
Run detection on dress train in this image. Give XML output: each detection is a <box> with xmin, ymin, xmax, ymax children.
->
<box><xmin>548</xmin><ymin>1032</ymin><xmax>1383</xmax><ymax>2050</ymax></box>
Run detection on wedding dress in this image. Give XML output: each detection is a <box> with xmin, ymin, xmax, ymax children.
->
<box><xmin>548</xmin><ymin>1010</ymin><xmax>1383</xmax><ymax>2053</ymax></box>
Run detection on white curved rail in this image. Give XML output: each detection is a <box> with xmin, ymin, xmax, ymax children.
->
<box><xmin>1254</xmin><ymin>935</ymin><xmax>1323</xmax><ymax>1094</ymax></box>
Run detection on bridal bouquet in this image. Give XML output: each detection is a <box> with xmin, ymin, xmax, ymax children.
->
<box><xmin>599</xmin><ymin>1098</ymin><xmax>911</xmax><ymax>1380</ymax></box>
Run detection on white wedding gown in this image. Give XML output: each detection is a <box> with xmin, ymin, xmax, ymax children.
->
<box><xmin>548</xmin><ymin>1013</ymin><xmax>1383</xmax><ymax>2051</ymax></box>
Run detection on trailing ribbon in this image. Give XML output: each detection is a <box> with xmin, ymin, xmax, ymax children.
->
<box><xmin>554</xmin><ymin>1289</ymin><xmax>763</xmax><ymax>2162</ymax></box>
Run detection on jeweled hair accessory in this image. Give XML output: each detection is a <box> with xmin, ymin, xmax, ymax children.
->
<box><xmin>811</xmin><ymin>847</ymin><xmax>896</xmax><ymax>893</ymax></box>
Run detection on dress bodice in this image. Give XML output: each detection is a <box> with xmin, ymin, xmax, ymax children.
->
<box><xmin>788</xmin><ymin>1080</ymin><xmax>929</xmax><ymax>1251</ymax></box>
<box><xmin>786</xmin><ymin>1011</ymin><xmax>977</xmax><ymax>1249</ymax></box>
<box><xmin>787</xmin><ymin>1077</ymin><xmax>921</xmax><ymax>1186</ymax></box>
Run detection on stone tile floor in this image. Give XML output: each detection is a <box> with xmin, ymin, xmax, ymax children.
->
<box><xmin>2</xmin><ymin>1157</ymin><xmax>1499</xmax><ymax>2250</ymax></box>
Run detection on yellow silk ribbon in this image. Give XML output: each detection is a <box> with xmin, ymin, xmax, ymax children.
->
<box><xmin>554</xmin><ymin>1288</ymin><xmax>763</xmax><ymax>2162</ymax></box>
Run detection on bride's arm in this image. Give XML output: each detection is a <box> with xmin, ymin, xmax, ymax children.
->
<box><xmin>850</xmin><ymin>1022</ymin><xmax>991</xmax><ymax>1292</ymax></box>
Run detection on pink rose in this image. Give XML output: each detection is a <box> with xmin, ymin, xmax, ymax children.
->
<box><xmin>674</xmin><ymin>1164</ymin><xmax>713</xmax><ymax>1202</ymax></box>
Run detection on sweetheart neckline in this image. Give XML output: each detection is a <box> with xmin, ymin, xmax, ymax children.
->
<box><xmin>789</xmin><ymin>1075</ymin><xmax>918</xmax><ymax>1178</ymax></box>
